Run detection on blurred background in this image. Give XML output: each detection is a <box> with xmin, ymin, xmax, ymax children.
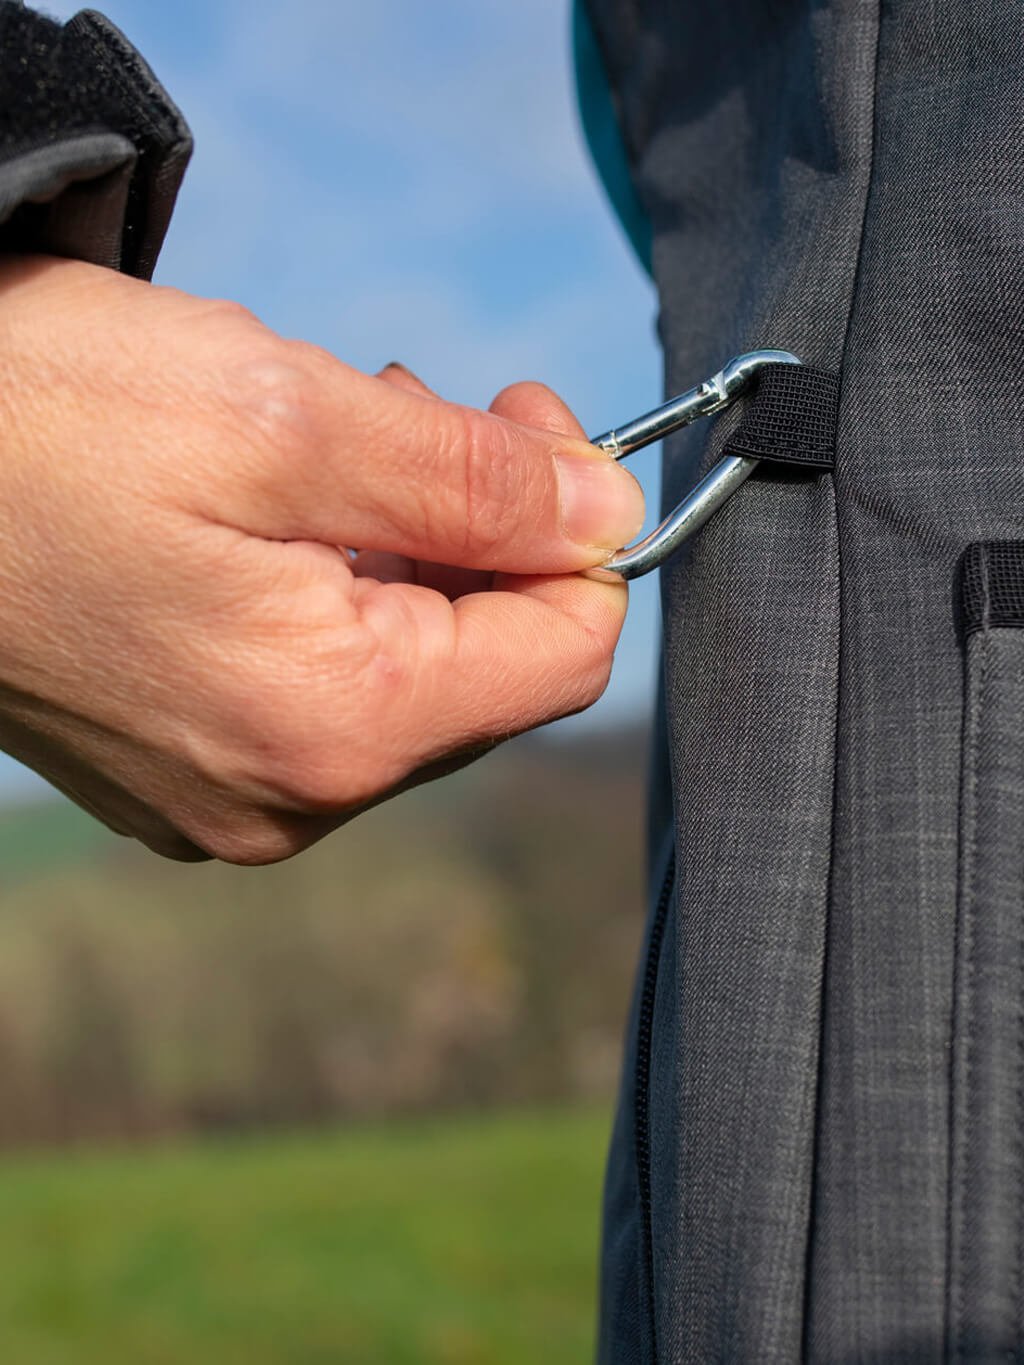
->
<box><xmin>0</xmin><ymin>2</ymin><xmax>663</xmax><ymax>1361</ymax></box>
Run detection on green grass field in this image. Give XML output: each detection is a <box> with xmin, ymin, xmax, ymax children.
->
<box><xmin>0</xmin><ymin>1108</ymin><xmax>610</xmax><ymax>1365</ymax></box>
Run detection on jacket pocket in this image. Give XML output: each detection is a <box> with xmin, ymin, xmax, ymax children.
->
<box><xmin>947</xmin><ymin>541</ymin><xmax>1024</xmax><ymax>1359</ymax></box>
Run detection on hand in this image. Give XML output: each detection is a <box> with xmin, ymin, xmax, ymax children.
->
<box><xmin>0</xmin><ymin>257</ymin><xmax>644</xmax><ymax>863</ymax></box>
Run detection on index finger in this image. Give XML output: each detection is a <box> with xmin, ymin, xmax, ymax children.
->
<box><xmin>234</xmin><ymin>348</ymin><xmax>646</xmax><ymax>575</ymax></box>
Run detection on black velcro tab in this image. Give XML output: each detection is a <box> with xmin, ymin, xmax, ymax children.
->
<box><xmin>724</xmin><ymin>363</ymin><xmax>839</xmax><ymax>471</ymax></box>
<box><xmin>957</xmin><ymin>542</ymin><xmax>1024</xmax><ymax>641</ymax></box>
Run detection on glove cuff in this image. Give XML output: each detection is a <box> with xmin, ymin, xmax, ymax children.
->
<box><xmin>0</xmin><ymin>4</ymin><xmax>192</xmax><ymax>279</ymax></box>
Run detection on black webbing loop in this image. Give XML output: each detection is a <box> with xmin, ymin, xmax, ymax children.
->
<box><xmin>724</xmin><ymin>362</ymin><xmax>839</xmax><ymax>472</ymax></box>
<box><xmin>956</xmin><ymin>541</ymin><xmax>1024</xmax><ymax>641</ymax></box>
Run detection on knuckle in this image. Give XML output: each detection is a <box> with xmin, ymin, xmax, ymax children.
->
<box><xmin>492</xmin><ymin>379</ymin><xmax>558</xmax><ymax>413</ymax></box>
<box><xmin>451</xmin><ymin>410</ymin><xmax>526</xmax><ymax>561</ymax></box>
<box><xmin>492</xmin><ymin>379</ymin><xmax>534</xmax><ymax>404</ymax></box>
<box><xmin>229</xmin><ymin>349</ymin><xmax>323</xmax><ymax>457</ymax></box>
<box><xmin>207</xmin><ymin>297</ymin><xmax>261</xmax><ymax>329</ymax></box>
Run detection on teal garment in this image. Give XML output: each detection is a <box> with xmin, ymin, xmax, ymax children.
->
<box><xmin>572</xmin><ymin>0</ymin><xmax>653</xmax><ymax>275</ymax></box>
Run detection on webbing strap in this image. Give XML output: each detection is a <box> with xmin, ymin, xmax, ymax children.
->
<box><xmin>725</xmin><ymin>363</ymin><xmax>840</xmax><ymax>472</ymax></box>
<box><xmin>957</xmin><ymin>541</ymin><xmax>1024</xmax><ymax>640</ymax></box>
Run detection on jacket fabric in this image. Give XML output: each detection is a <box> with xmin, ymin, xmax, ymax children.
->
<box><xmin>0</xmin><ymin>3</ymin><xmax>190</xmax><ymax>277</ymax></box>
<box><xmin>583</xmin><ymin>0</ymin><xmax>1024</xmax><ymax>1360</ymax></box>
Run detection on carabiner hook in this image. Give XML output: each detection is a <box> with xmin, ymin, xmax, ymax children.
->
<box><xmin>591</xmin><ymin>349</ymin><xmax>801</xmax><ymax>579</ymax></box>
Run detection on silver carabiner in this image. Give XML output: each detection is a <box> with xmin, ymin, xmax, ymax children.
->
<box><xmin>591</xmin><ymin>349</ymin><xmax>801</xmax><ymax>579</ymax></box>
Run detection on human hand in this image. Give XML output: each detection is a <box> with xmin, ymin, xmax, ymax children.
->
<box><xmin>0</xmin><ymin>258</ymin><xmax>643</xmax><ymax>862</ymax></box>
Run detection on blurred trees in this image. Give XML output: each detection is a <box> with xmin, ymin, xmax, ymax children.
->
<box><xmin>0</xmin><ymin>729</ymin><xmax>648</xmax><ymax>1146</ymax></box>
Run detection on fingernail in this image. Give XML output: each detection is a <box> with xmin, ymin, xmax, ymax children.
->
<box><xmin>554</xmin><ymin>451</ymin><xmax>646</xmax><ymax>550</ymax></box>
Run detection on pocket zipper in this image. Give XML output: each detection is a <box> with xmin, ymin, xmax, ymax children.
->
<box><xmin>635</xmin><ymin>846</ymin><xmax>676</xmax><ymax>1360</ymax></box>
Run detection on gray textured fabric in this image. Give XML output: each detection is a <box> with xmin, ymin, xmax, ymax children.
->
<box><xmin>948</xmin><ymin>620</ymin><xmax>1024</xmax><ymax>1361</ymax></box>
<box><xmin>589</xmin><ymin>1</ymin><xmax>873</xmax><ymax>1358</ymax></box>
<box><xmin>586</xmin><ymin>0</ymin><xmax>1024</xmax><ymax>1360</ymax></box>
<box><xmin>809</xmin><ymin>7</ymin><xmax>1024</xmax><ymax>1357</ymax></box>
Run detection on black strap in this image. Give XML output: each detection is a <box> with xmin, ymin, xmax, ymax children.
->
<box><xmin>724</xmin><ymin>362</ymin><xmax>839</xmax><ymax>472</ymax></box>
<box><xmin>956</xmin><ymin>541</ymin><xmax>1024</xmax><ymax>641</ymax></box>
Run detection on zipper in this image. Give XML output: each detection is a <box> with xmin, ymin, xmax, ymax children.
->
<box><xmin>634</xmin><ymin>846</ymin><xmax>676</xmax><ymax>1363</ymax></box>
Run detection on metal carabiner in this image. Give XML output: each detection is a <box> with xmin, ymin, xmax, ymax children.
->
<box><xmin>591</xmin><ymin>349</ymin><xmax>801</xmax><ymax>579</ymax></box>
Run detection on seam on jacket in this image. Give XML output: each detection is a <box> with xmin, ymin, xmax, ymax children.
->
<box><xmin>950</xmin><ymin>551</ymin><xmax>989</xmax><ymax>1361</ymax></box>
<box><xmin>950</xmin><ymin>615</ymin><xmax>986</xmax><ymax>1362</ymax></box>
<box><xmin>1016</xmin><ymin>770</ymin><xmax>1024</xmax><ymax>1365</ymax></box>
<box><xmin>1015</xmin><ymin>681</ymin><xmax>1024</xmax><ymax>1365</ymax></box>
<box><xmin>800</xmin><ymin>1</ymin><xmax>886</xmax><ymax>1355</ymax></box>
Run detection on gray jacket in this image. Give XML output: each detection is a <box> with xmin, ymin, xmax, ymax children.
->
<box><xmin>585</xmin><ymin>0</ymin><xmax>1024</xmax><ymax>1360</ymax></box>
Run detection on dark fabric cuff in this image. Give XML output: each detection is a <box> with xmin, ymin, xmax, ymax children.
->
<box><xmin>0</xmin><ymin>3</ymin><xmax>192</xmax><ymax>279</ymax></box>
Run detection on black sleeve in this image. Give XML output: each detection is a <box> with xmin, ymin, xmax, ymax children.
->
<box><xmin>0</xmin><ymin>2</ymin><xmax>192</xmax><ymax>280</ymax></box>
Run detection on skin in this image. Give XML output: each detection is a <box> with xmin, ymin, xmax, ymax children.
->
<box><xmin>0</xmin><ymin>256</ymin><xmax>645</xmax><ymax>864</ymax></box>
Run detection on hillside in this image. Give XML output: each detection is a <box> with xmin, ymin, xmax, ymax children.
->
<box><xmin>0</xmin><ymin>727</ymin><xmax>651</xmax><ymax>1146</ymax></box>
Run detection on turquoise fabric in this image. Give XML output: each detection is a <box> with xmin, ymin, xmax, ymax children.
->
<box><xmin>572</xmin><ymin>0</ymin><xmax>653</xmax><ymax>275</ymax></box>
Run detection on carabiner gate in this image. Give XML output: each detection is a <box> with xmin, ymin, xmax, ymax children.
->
<box><xmin>591</xmin><ymin>349</ymin><xmax>801</xmax><ymax>579</ymax></box>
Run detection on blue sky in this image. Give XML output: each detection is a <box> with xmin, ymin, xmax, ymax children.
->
<box><xmin>3</xmin><ymin>0</ymin><xmax>664</xmax><ymax>799</ymax></box>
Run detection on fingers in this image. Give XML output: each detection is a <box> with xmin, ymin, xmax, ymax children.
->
<box><xmin>488</xmin><ymin>380</ymin><xmax>587</xmax><ymax>439</ymax></box>
<box><xmin>376</xmin><ymin>361</ymin><xmax>436</xmax><ymax>399</ymax></box>
<box><xmin>379</xmin><ymin>368</ymin><xmax>584</xmax><ymax>441</ymax></box>
<box><xmin>355</xmin><ymin>375</ymin><xmax>581</xmax><ymax>598</ymax></box>
<box><xmin>351</xmin><ymin>570</ymin><xmax>628</xmax><ymax>766</ymax></box>
<box><xmin>351</xmin><ymin>549</ymin><xmax>494</xmax><ymax>600</ymax></box>
<box><xmin>234</xmin><ymin>347</ymin><xmax>645</xmax><ymax>576</ymax></box>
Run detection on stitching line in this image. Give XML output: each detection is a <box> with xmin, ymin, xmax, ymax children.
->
<box><xmin>800</xmin><ymin>0</ymin><xmax>885</xmax><ymax>1355</ymax></box>
<box><xmin>951</xmin><ymin>605</ymin><xmax>987</xmax><ymax>1361</ymax></box>
<box><xmin>1015</xmin><ymin>675</ymin><xmax>1024</xmax><ymax>1360</ymax></box>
